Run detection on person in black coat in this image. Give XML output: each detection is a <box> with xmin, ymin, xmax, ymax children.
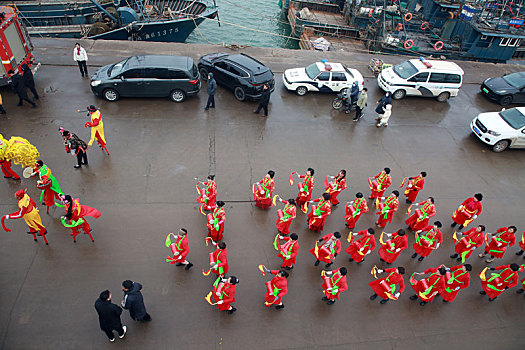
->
<box><xmin>205</xmin><ymin>72</ymin><xmax>217</xmax><ymax>110</ymax></box>
<box><xmin>121</xmin><ymin>280</ymin><xmax>152</xmax><ymax>322</ymax></box>
<box><xmin>94</xmin><ymin>290</ymin><xmax>127</xmax><ymax>342</ymax></box>
<box><xmin>21</xmin><ymin>64</ymin><xmax>38</xmax><ymax>100</ymax></box>
<box><xmin>254</xmin><ymin>84</ymin><xmax>271</xmax><ymax>117</ymax></box>
<box><xmin>8</xmin><ymin>69</ymin><xmax>36</xmax><ymax>108</ymax></box>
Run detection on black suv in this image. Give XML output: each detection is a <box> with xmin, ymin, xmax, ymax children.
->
<box><xmin>90</xmin><ymin>55</ymin><xmax>200</xmax><ymax>102</ymax></box>
<box><xmin>198</xmin><ymin>53</ymin><xmax>275</xmax><ymax>101</ymax></box>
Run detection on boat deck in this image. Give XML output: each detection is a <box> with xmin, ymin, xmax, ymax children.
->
<box><xmin>300</xmin><ymin>28</ymin><xmax>364</xmax><ymax>52</ymax></box>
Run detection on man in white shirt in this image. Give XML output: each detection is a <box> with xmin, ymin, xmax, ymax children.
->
<box><xmin>73</xmin><ymin>43</ymin><xmax>89</xmax><ymax>77</ymax></box>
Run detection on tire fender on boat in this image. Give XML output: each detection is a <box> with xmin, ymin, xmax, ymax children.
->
<box><xmin>420</xmin><ymin>22</ymin><xmax>429</xmax><ymax>30</ymax></box>
<box><xmin>404</xmin><ymin>39</ymin><xmax>414</xmax><ymax>49</ymax></box>
<box><xmin>404</xmin><ymin>13</ymin><xmax>412</xmax><ymax>21</ymax></box>
<box><xmin>434</xmin><ymin>41</ymin><xmax>444</xmax><ymax>51</ymax></box>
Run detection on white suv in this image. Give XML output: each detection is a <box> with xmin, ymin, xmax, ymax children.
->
<box><xmin>378</xmin><ymin>58</ymin><xmax>464</xmax><ymax>102</ymax></box>
<box><xmin>471</xmin><ymin>107</ymin><xmax>525</xmax><ymax>152</ymax></box>
<box><xmin>283</xmin><ymin>61</ymin><xmax>364</xmax><ymax>96</ymax></box>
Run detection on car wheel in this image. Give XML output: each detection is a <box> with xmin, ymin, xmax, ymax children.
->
<box><xmin>492</xmin><ymin>139</ymin><xmax>510</xmax><ymax>152</ymax></box>
<box><xmin>436</xmin><ymin>91</ymin><xmax>450</xmax><ymax>102</ymax></box>
<box><xmin>392</xmin><ymin>89</ymin><xmax>406</xmax><ymax>100</ymax></box>
<box><xmin>296</xmin><ymin>86</ymin><xmax>308</xmax><ymax>96</ymax></box>
<box><xmin>170</xmin><ymin>89</ymin><xmax>186</xmax><ymax>103</ymax></box>
<box><xmin>199</xmin><ymin>67</ymin><xmax>208</xmax><ymax>81</ymax></box>
<box><xmin>103</xmin><ymin>88</ymin><xmax>119</xmax><ymax>102</ymax></box>
<box><xmin>500</xmin><ymin>95</ymin><xmax>512</xmax><ymax>106</ymax></box>
<box><xmin>234</xmin><ymin>86</ymin><xmax>246</xmax><ymax>101</ymax></box>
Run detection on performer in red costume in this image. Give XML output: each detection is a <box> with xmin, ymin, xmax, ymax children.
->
<box><xmin>275</xmin><ymin>198</ymin><xmax>296</xmax><ymax>235</ymax></box>
<box><xmin>207</xmin><ymin>242</ymin><xmax>228</xmax><ymax>276</ymax></box>
<box><xmin>197</xmin><ymin>175</ymin><xmax>217</xmax><ymax>211</ymax></box>
<box><xmin>253</xmin><ymin>170</ymin><xmax>275</xmax><ymax>210</ymax></box>
<box><xmin>61</xmin><ymin>194</ymin><xmax>100</xmax><ymax>242</ymax></box>
<box><xmin>344</xmin><ymin>192</ymin><xmax>368</xmax><ymax>229</ymax></box>
<box><xmin>325</xmin><ymin>169</ymin><xmax>347</xmax><ymax>206</ymax></box>
<box><xmin>0</xmin><ymin>159</ymin><xmax>20</xmax><ymax>180</ymax></box>
<box><xmin>2</xmin><ymin>189</ymin><xmax>48</xmax><ymax>245</ymax></box>
<box><xmin>276</xmin><ymin>233</ymin><xmax>299</xmax><ymax>270</ymax></box>
<box><xmin>207</xmin><ymin>201</ymin><xmax>225</xmax><ymax>243</ymax></box>
<box><xmin>321</xmin><ymin>267</ymin><xmax>348</xmax><ymax>305</ymax></box>
<box><xmin>405</xmin><ymin>197</ymin><xmax>436</xmax><ymax>232</ymax></box>
<box><xmin>261</xmin><ymin>267</ymin><xmax>289</xmax><ymax>309</ymax></box>
<box><xmin>165</xmin><ymin>228</ymin><xmax>193</xmax><ymax>270</ymax></box>
<box><xmin>515</xmin><ymin>230</ymin><xmax>525</xmax><ymax>258</ymax></box>
<box><xmin>211</xmin><ymin>275</ymin><xmax>238</xmax><ymax>314</ymax></box>
<box><xmin>440</xmin><ymin>264</ymin><xmax>472</xmax><ymax>303</ymax></box>
<box><xmin>450</xmin><ymin>225</ymin><xmax>486</xmax><ymax>263</ymax></box>
<box><xmin>409</xmin><ymin>266</ymin><xmax>446</xmax><ymax>306</ymax></box>
<box><xmin>346</xmin><ymin>228</ymin><xmax>376</xmax><ymax>264</ymax></box>
<box><xmin>376</xmin><ymin>190</ymin><xmax>399</xmax><ymax>228</ymax></box>
<box><xmin>311</xmin><ymin>232</ymin><xmax>342</xmax><ymax>268</ymax></box>
<box><xmin>369</xmin><ymin>167</ymin><xmax>392</xmax><ymax>199</ymax></box>
<box><xmin>84</xmin><ymin>105</ymin><xmax>109</xmax><ymax>155</ymax></box>
<box><xmin>294</xmin><ymin>168</ymin><xmax>314</xmax><ymax>207</ymax></box>
<box><xmin>378</xmin><ymin>229</ymin><xmax>407</xmax><ymax>264</ymax></box>
<box><xmin>401</xmin><ymin>171</ymin><xmax>426</xmax><ymax>204</ymax></box>
<box><xmin>36</xmin><ymin>176</ymin><xmax>61</xmax><ymax>213</ymax></box>
<box><xmin>307</xmin><ymin>192</ymin><xmax>331</xmax><ymax>232</ymax></box>
<box><xmin>480</xmin><ymin>263</ymin><xmax>520</xmax><ymax>301</ymax></box>
<box><xmin>369</xmin><ymin>266</ymin><xmax>405</xmax><ymax>304</ymax></box>
<box><xmin>411</xmin><ymin>221</ymin><xmax>442</xmax><ymax>262</ymax></box>
<box><xmin>451</xmin><ymin>193</ymin><xmax>483</xmax><ymax>230</ymax></box>
<box><xmin>479</xmin><ymin>226</ymin><xmax>516</xmax><ymax>263</ymax></box>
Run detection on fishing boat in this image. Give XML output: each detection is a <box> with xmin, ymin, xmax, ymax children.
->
<box><xmin>6</xmin><ymin>0</ymin><xmax>219</xmax><ymax>42</ymax></box>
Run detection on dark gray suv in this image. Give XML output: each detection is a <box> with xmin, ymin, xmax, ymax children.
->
<box><xmin>90</xmin><ymin>55</ymin><xmax>200</xmax><ymax>102</ymax></box>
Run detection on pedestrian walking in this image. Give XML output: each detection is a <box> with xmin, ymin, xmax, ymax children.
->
<box><xmin>204</xmin><ymin>72</ymin><xmax>216</xmax><ymax>110</ymax></box>
<box><xmin>376</xmin><ymin>104</ymin><xmax>392</xmax><ymax>127</ymax></box>
<box><xmin>121</xmin><ymin>280</ymin><xmax>152</xmax><ymax>322</ymax></box>
<box><xmin>353</xmin><ymin>87</ymin><xmax>367</xmax><ymax>121</ymax></box>
<box><xmin>94</xmin><ymin>290</ymin><xmax>127</xmax><ymax>342</ymax></box>
<box><xmin>254</xmin><ymin>84</ymin><xmax>271</xmax><ymax>117</ymax></box>
<box><xmin>21</xmin><ymin>64</ymin><xmax>39</xmax><ymax>100</ymax></box>
<box><xmin>0</xmin><ymin>92</ymin><xmax>6</xmax><ymax>114</ymax></box>
<box><xmin>8</xmin><ymin>70</ymin><xmax>36</xmax><ymax>108</ymax></box>
<box><xmin>73</xmin><ymin>43</ymin><xmax>89</xmax><ymax>78</ymax></box>
<box><xmin>345</xmin><ymin>81</ymin><xmax>359</xmax><ymax>113</ymax></box>
<box><xmin>60</xmin><ymin>129</ymin><xmax>88</xmax><ymax>169</ymax></box>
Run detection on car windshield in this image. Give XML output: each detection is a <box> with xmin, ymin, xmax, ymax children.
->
<box><xmin>305</xmin><ymin>63</ymin><xmax>321</xmax><ymax>80</ymax></box>
<box><xmin>499</xmin><ymin>108</ymin><xmax>525</xmax><ymax>129</ymax></box>
<box><xmin>108</xmin><ymin>58</ymin><xmax>129</xmax><ymax>77</ymax></box>
<box><xmin>502</xmin><ymin>72</ymin><xmax>525</xmax><ymax>89</ymax></box>
<box><xmin>393</xmin><ymin>61</ymin><xmax>419</xmax><ymax>79</ymax></box>
<box><xmin>254</xmin><ymin>70</ymin><xmax>273</xmax><ymax>83</ymax></box>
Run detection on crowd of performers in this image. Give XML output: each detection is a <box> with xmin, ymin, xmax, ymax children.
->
<box><xmin>1</xmin><ymin>106</ymin><xmax>108</xmax><ymax>243</ymax></box>
<box><xmin>164</xmin><ymin>167</ymin><xmax>525</xmax><ymax>314</ymax></box>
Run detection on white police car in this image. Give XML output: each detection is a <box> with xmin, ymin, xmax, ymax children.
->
<box><xmin>283</xmin><ymin>60</ymin><xmax>364</xmax><ymax>96</ymax></box>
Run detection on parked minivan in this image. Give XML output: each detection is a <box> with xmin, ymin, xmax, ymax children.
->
<box><xmin>90</xmin><ymin>55</ymin><xmax>200</xmax><ymax>102</ymax></box>
<box><xmin>377</xmin><ymin>57</ymin><xmax>464</xmax><ymax>102</ymax></box>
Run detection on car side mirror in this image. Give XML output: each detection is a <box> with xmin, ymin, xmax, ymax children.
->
<box><xmin>120</xmin><ymin>76</ymin><xmax>125</xmax><ymax>80</ymax></box>
<box><xmin>501</xmin><ymin>108</ymin><xmax>506</xmax><ymax>111</ymax></box>
<box><xmin>522</xmin><ymin>129</ymin><xmax>525</xmax><ymax>134</ymax></box>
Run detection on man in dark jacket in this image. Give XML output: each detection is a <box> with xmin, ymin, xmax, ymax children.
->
<box><xmin>254</xmin><ymin>84</ymin><xmax>271</xmax><ymax>117</ymax></box>
<box><xmin>61</xmin><ymin>130</ymin><xmax>88</xmax><ymax>169</ymax></box>
<box><xmin>94</xmin><ymin>290</ymin><xmax>127</xmax><ymax>342</ymax></box>
<box><xmin>121</xmin><ymin>280</ymin><xmax>152</xmax><ymax>322</ymax></box>
<box><xmin>21</xmin><ymin>64</ymin><xmax>39</xmax><ymax>100</ymax></box>
<box><xmin>205</xmin><ymin>72</ymin><xmax>217</xmax><ymax>110</ymax></box>
<box><xmin>8</xmin><ymin>69</ymin><xmax>36</xmax><ymax>108</ymax></box>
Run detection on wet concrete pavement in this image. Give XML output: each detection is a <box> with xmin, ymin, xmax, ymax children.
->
<box><xmin>0</xmin><ymin>39</ymin><xmax>525</xmax><ymax>349</ymax></box>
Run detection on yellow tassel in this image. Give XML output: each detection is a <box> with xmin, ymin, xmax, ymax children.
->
<box><xmin>479</xmin><ymin>267</ymin><xmax>488</xmax><ymax>281</ymax></box>
<box><xmin>205</xmin><ymin>292</ymin><xmax>213</xmax><ymax>305</ymax></box>
<box><xmin>347</xmin><ymin>231</ymin><xmax>353</xmax><ymax>243</ymax></box>
<box><xmin>259</xmin><ymin>264</ymin><xmax>266</xmax><ymax>276</ymax></box>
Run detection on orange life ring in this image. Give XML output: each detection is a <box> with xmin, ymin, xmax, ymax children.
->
<box><xmin>368</xmin><ymin>9</ymin><xmax>373</xmax><ymax>17</ymax></box>
<box><xmin>421</xmin><ymin>22</ymin><xmax>429</xmax><ymax>30</ymax></box>
<box><xmin>396</xmin><ymin>23</ymin><xmax>403</xmax><ymax>31</ymax></box>
<box><xmin>404</xmin><ymin>39</ymin><xmax>414</xmax><ymax>49</ymax></box>
<box><xmin>404</xmin><ymin>13</ymin><xmax>413</xmax><ymax>21</ymax></box>
<box><xmin>448</xmin><ymin>11</ymin><xmax>455</xmax><ymax>19</ymax></box>
<box><xmin>434</xmin><ymin>41</ymin><xmax>444</xmax><ymax>51</ymax></box>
